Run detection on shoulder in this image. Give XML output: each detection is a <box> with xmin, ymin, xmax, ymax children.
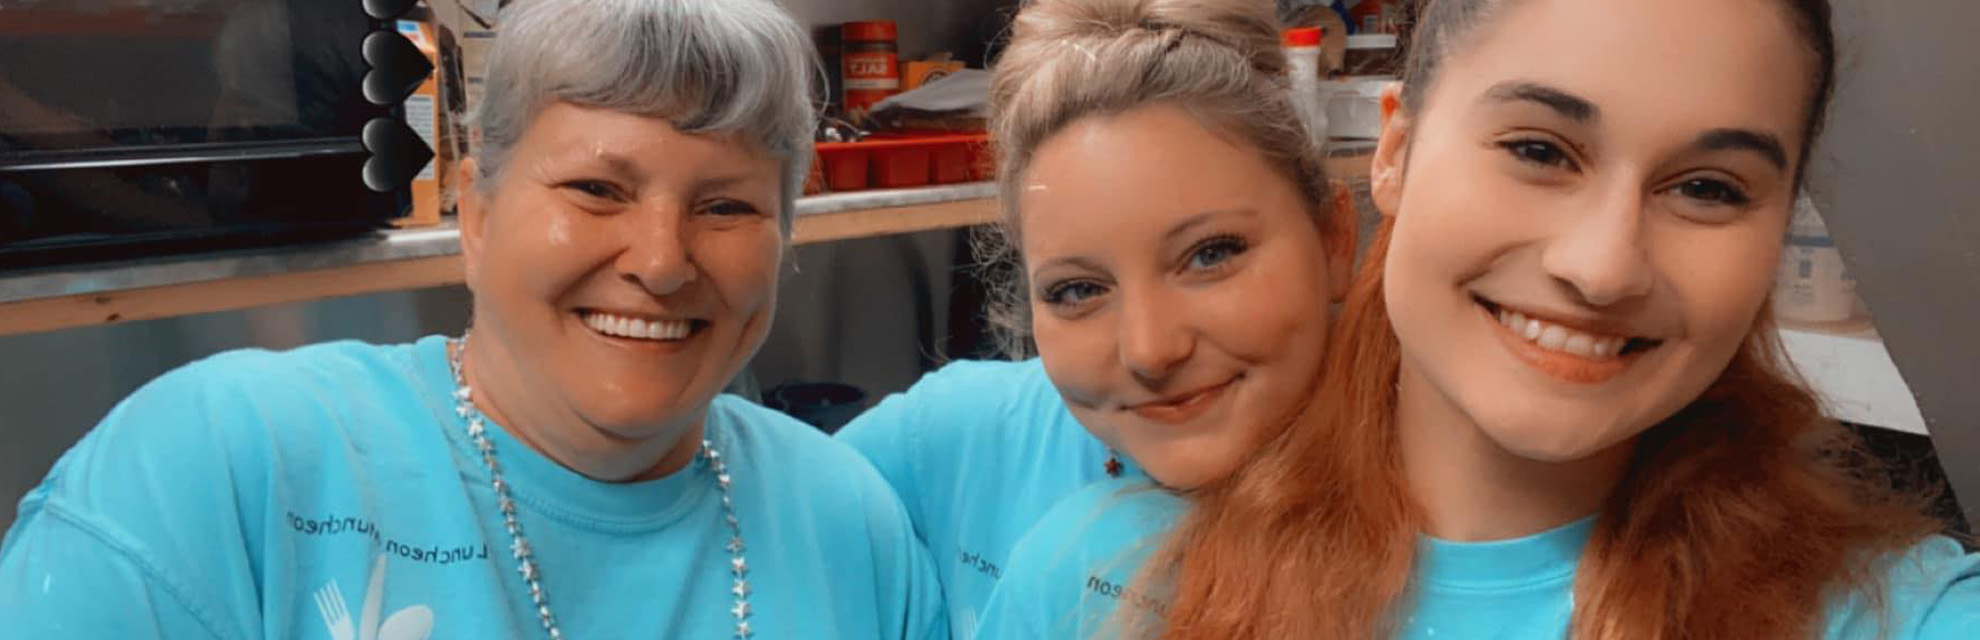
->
<box><xmin>1826</xmin><ymin>535</ymin><xmax>1980</xmax><ymax>639</ymax></box>
<box><xmin>54</xmin><ymin>339</ymin><xmax>424</xmax><ymax>476</ymax></box>
<box><xmin>29</xmin><ymin>339</ymin><xmax>436</xmax><ymax>530</ymax></box>
<box><xmin>715</xmin><ymin>394</ymin><xmax>903</xmax><ymax>509</ymax></box>
<box><xmin>844</xmin><ymin>359</ymin><xmax>1062</xmax><ymax>433</ymax></box>
<box><xmin>837</xmin><ymin>358</ymin><xmax>1076</xmax><ymax>459</ymax></box>
<box><xmin>1011</xmin><ymin>477</ymin><xmax>1185</xmax><ymax>573</ymax></box>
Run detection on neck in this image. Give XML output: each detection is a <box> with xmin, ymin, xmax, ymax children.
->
<box><xmin>457</xmin><ymin>334</ymin><xmax>702</xmax><ymax>483</ymax></box>
<box><xmin>1395</xmin><ymin>361</ymin><xmax>1633</xmax><ymax>542</ymax></box>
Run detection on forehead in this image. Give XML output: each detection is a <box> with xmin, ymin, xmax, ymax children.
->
<box><xmin>1423</xmin><ymin>0</ymin><xmax>1817</xmax><ymax>149</ymax></box>
<box><xmin>1017</xmin><ymin>105</ymin><xmax>1306</xmax><ymax>255</ymax></box>
<box><xmin>521</xmin><ymin>102</ymin><xmax>776</xmax><ymax>176</ymax></box>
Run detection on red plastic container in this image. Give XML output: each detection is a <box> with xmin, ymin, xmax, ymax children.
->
<box><xmin>815</xmin><ymin>132</ymin><xmax>990</xmax><ymax>192</ymax></box>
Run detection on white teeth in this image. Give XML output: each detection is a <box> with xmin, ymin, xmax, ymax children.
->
<box><xmin>582</xmin><ymin>312</ymin><xmax>692</xmax><ymax>341</ymax></box>
<box><xmin>1490</xmin><ymin>304</ymin><xmax>1635</xmax><ymax>360</ymax></box>
<box><xmin>1563</xmin><ymin>333</ymin><xmax>1595</xmax><ymax>358</ymax></box>
<box><xmin>1537</xmin><ymin>325</ymin><xmax>1569</xmax><ymax>351</ymax></box>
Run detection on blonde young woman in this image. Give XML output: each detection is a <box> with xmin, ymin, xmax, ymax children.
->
<box><xmin>835</xmin><ymin>0</ymin><xmax>1352</xmax><ymax>635</ymax></box>
<box><xmin>979</xmin><ymin>0</ymin><xmax>1979</xmax><ymax>638</ymax></box>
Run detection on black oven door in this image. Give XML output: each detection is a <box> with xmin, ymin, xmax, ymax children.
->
<box><xmin>0</xmin><ymin>0</ymin><xmax>413</xmax><ymax>268</ymax></box>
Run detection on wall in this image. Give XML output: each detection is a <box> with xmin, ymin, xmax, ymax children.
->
<box><xmin>1812</xmin><ymin>0</ymin><xmax>1980</xmax><ymax>521</ymax></box>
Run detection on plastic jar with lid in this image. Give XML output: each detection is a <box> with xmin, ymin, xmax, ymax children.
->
<box><xmin>1283</xmin><ymin>27</ymin><xmax>1331</xmax><ymax>143</ymax></box>
<box><xmin>842</xmin><ymin>20</ymin><xmax>900</xmax><ymax>119</ymax></box>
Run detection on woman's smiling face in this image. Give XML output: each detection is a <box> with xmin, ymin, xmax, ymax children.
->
<box><xmin>1374</xmin><ymin>0</ymin><xmax>1817</xmax><ymax>461</ymax></box>
<box><xmin>1020</xmin><ymin>104</ymin><xmax>1343</xmax><ymax>488</ymax></box>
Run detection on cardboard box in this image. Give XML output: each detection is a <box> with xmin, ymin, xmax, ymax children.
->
<box><xmin>430</xmin><ymin>0</ymin><xmax>504</xmax><ymax>217</ymax></box>
<box><xmin>901</xmin><ymin>60</ymin><xmax>965</xmax><ymax>92</ymax></box>
<box><xmin>393</xmin><ymin>16</ymin><xmax>446</xmax><ymax>228</ymax></box>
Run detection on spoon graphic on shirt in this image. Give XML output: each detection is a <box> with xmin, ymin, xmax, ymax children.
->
<box><xmin>359</xmin><ymin>554</ymin><xmax>435</xmax><ymax>640</ymax></box>
<box><xmin>378</xmin><ymin>606</ymin><xmax>434</xmax><ymax>640</ymax></box>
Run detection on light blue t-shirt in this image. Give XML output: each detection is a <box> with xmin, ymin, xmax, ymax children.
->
<box><xmin>978</xmin><ymin>476</ymin><xmax>1980</xmax><ymax>640</ymax></box>
<box><xmin>0</xmin><ymin>336</ymin><xmax>945</xmax><ymax>640</ymax></box>
<box><xmin>836</xmin><ymin>359</ymin><xmax>1132</xmax><ymax>640</ymax></box>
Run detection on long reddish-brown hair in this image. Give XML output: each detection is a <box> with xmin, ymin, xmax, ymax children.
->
<box><xmin>1124</xmin><ymin>1</ymin><xmax>1946</xmax><ymax>637</ymax></box>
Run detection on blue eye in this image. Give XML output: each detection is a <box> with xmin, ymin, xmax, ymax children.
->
<box><xmin>1186</xmin><ymin>236</ymin><xmax>1248</xmax><ymax>271</ymax></box>
<box><xmin>1042</xmin><ymin>280</ymin><xmax>1108</xmax><ymax>307</ymax></box>
<box><xmin>1498</xmin><ymin>139</ymin><xmax>1578</xmax><ymax>170</ymax></box>
<box><xmin>1670</xmin><ymin>178</ymin><xmax>1750</xmax><ymax>207</ymax></box>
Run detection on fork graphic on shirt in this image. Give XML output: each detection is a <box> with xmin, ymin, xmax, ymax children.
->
<box><xmin>314</xmin><ymin>555</ymin><xmax>435</xmax><ymax>640</ymax></box>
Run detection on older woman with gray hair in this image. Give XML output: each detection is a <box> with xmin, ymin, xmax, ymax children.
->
<box><xmin>0</xmin><ymin>1</ymin><xmax>945</xmax><ymax>638</ymax></box>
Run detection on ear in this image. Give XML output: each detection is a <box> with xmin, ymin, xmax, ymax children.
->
<box><xmin>1371</xmin><ymin>83</ymin><xmax>1412</xmax><ymax>220</ymax></box>
<box><xmin>456</xmin><ymin>158</ymin><xmax>487</xmax><ymax>291</ymax></box>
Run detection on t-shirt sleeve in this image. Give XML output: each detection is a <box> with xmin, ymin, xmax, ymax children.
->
<box><xmin>0</xmin><ymin>356</ymin><xmax>273</xmax><ymax>640</ymax></box>
<box><xmin>0</xmin><ymin>502</ymin><xmax>229</xmax><ymax>640</ymax></box>
<box><xmin>976</xmin><ymin>479</ymin><xmax>1182</xmax><ymax>640</ymax></box>
<box><xmin>0</xmin><ymin>352</ymin><xmax>308</xmax><ymax>640</ymax></box>
<box><xmin>836</xmin><ymin>360</ymin><xmax>1034</xmax><ymax>534</ymax></box>
<box><xmin>1892</xmin><ymin>537</ymin><xmax>1980</xmax><ymax>639</ymax></box>
<box><xmin>844</xmin><ymin>455</ymin><xmax>950</xmax><ymax>640</ymax></box>
<box><xmin>836</xmin><ymin>384</ymin><xmax>927</xmax><ymax>516</ymax></box>
<box><xmin>1825</xmin><ymin>535</ymin><xmax>1980</xmax><ymax>639</ymax></box>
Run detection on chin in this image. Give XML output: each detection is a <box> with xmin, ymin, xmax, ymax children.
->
<box><xmin>1134</xmin><ymin>444</ymin><xmax>1241</xmax><ymax>490</ymax></box>
<box><xmin>1475</xmin><ymin>414</ymin><xmax>1630</xmax><ymax>464</ymax></box>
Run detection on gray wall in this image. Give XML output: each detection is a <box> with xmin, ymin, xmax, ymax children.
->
<box><xmin>1809</xmin><ymin>0</ymin><xmax>1980</xmax><ymax>523</ymax></box>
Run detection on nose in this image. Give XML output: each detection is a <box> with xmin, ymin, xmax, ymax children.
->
<box><xmin>1540</xmin><ymin>182</ymin><xmax>1655</xmax><ymax>307</ymax></box>
<box><xmin>616</xmin><ymin>203</ymin><xmax>698</xmax><ymax>296</ymax></box>
<box><xmin>1116</xmin><ymin>284</ymin><xmax>1194</xmax><ymax>384</ymax></box>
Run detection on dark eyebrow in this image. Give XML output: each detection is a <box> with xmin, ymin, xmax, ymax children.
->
<box><xmin>1482</xmin><ymin>81</ymin><xmax>1598</xmax><ymax>123</ymax></box>
<box><xmin>1694</xmin><ymin>128</ymin><xmax>1789</xmax><ymax>171</ymax></box>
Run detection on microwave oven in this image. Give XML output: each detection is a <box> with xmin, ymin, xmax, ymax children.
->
<box><xmin>0</xmin><ymin>0</ymin><xmax>433</xmax><ymax>269</ymax></box>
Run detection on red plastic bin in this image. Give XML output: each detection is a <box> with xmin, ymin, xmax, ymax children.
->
<box><xmin>815</xmin><ymin>132</ymin><xmax>990</xmax><ymax>192</ymax></box>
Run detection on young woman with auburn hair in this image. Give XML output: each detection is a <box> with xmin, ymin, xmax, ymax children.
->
<box><xmin>976</xmin><ymin>0</ymin><xmax>1980</xmax><ymax>638</ymax></box>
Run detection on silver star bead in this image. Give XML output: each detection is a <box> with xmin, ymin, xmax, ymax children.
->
<box><xmin>499</xmin><ymin>496</ymin><xmax>517</xmax><ymax>515</ymax></box>
<box><xmin>717</xmin><ymin>473</ymin><xmax>731</xmax><ymax>488</ymax></box>
<box><xmin>455</xmin><ymin>386</ymin><xmax>472</xmax><ymax>401</ymax></box>
<box><xmin>511</xmin><ymin>537</ymin><xmax>532</xmax><ymax>559</ymax></box>
<box><xmin>732</xmin><ymin>579</ymin><xmax>751</xmax><ymax>598</ymax></box>
<box><xmin>735</xmin><ymin>620</ymin><xmax>752</xmax><ymax>638</ymax></box>
<box><xmin>731</xmin><ymin>556</ymin><xmax>748</xmax><ymax>575</ymax></box>
<box><xmin>456</xmin><ymin>405</ymin><xmax>471</xmax><ymax>417</ymax></box>
<box><xmin>726</xmin><ymin>537</ymin><xmax>744</xmax><ymax>553</ymax></box>
<box><xmin>731</xmin><ymin>601</ymin><xmax>751</xmax><ymax>619</ymax></box>
<box><xmin>468</xmin><ymin>419</ymin><xmax>485</xmax><ymax>438</ymax></box>
<box><xmin>519</xmin><ymin>559</ymin><xmax>538</xmax><ymax>581</ymax></box>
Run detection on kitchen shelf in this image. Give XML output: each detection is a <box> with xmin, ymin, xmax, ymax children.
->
<box><xmin>1777</xmin><ymin>324</ymin><xmax>1928</xmax><ymax>436</ymax></box>
<box><xmin>0</xmin><ymin>182</ymin><xmax>999</xmax><ymax>337</ymax></box>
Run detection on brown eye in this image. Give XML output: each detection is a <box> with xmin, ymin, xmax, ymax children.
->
<box><xmin>700</xmin><ymin>200</ymin><xmax>763</xmax><ymax>217</ymax></box>
<box><xmin>1498</xmin><ymin>139</ymin><xmax>1578</xmax><ymax>171</ymax></box>
<box><xmin>562</xmin><ymin>180</ymin><xmax>625</xmax><ymax>202</ymax></box>
<box><xmin>1671</xmin><ymin>178</ymin><xmax>1750</xmax><ymax>206</ymax></box>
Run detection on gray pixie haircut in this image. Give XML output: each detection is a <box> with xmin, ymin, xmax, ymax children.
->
<box><xmin>473</xmin><ymin>0</ymin><xmax>818</xmax><ymax>234</ymax></box>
